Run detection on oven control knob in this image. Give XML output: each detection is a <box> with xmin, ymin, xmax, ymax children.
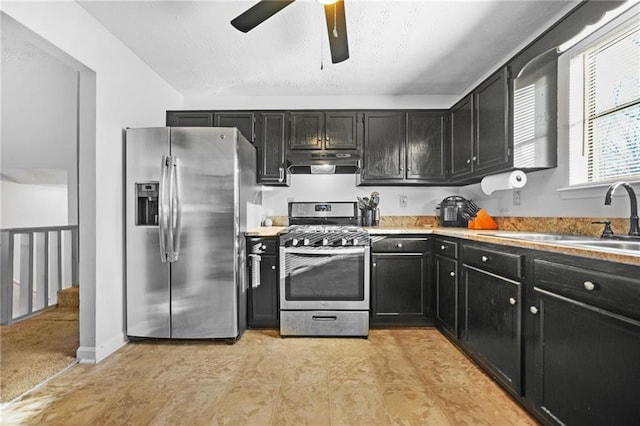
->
<box><xmin>303</xmin><ymin>238</ymin><xmax>310</xmax><ymax>246</ymax></box>
<box><xmin>292</xmin><ymin>238</ymin><xmax>299</xmax><ymax>246</ymax></box>
<box><xmin>352</xmin><ymin>238</ymin><xmax>359</xmax><ymax>246</ymax></box>
<box><xmin>322</xmin><ymin>238</ymin><xmax>329</xmax><ymax>246</ymax></box>
<box><xmin>341</xmin><ymin>238</ymin><xmax>348</xmax><ymax>246</ymax></box>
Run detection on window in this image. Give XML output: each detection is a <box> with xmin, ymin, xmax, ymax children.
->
<box><xmin>569</xmin><ymin>12</ymin><xmax>640</xmax><ymax>186</ymax></box>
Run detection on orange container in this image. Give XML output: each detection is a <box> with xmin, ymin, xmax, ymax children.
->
<box><xmin>468</xmin><ymin>208</ymin><xmax>498</xmax><ymax>230</ymax></box>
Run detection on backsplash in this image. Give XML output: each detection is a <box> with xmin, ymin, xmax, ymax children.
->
<box><xmin>267</xmin><ymin>215</ymin><xmax>630</xmax><ymax>237</ymax></box>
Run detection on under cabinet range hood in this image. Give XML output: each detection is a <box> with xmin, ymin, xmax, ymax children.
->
<box><xmin>287</xmin><ymin>149</ymin><xmax>361</xmax><ymax>174</ymax></box>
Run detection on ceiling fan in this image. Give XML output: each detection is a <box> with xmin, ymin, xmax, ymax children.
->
<box><xmin>231</xmin><ymin>0</ymin><xmax>349</xmax><ymax>64</ymax></box>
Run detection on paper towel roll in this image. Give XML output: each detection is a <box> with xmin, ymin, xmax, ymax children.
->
<box><xmin>480</xmin><ymin>170</ymin><xmax>527</xmax><ymax>195</ymax></box>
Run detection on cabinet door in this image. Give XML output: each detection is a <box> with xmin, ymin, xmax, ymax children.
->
<box><xmin>325</xmin><ymin>111</ymin><xmax>359</xmax><ymax>150</ymax></box>
<box><xmin>449</xmin><ymin>95</ymin><xmax>474</xmax><ymax>178</ymax></box>
<box><xmin>371</xmin><ymin>253</ymin><xmax>429</xmax><ymax>325</ymax></box>
<box><xmin>166</xmin><ymin>111</ymin><xmax>214</xmax><ymax>127</ymax></box>
<box><xmin>406</xmin><ymin>111</ymin><xmax>446</xmax><ymax>181</ymax></box>
<box><xmin>248</xmin><ymin>254</ymin><xmax>279</xmax><ymax>327</ymax></box>
<box><xmin>256</xmin><ymin>112</ymin><xmax>287</xmax><ymax>185</ymax></box>
<box><xmin>289</xmin><ymin>111</ymin><xmax>323</xmax><ymax>150</ymax></box>
<box><xmin>214</xmin><ymin>112</ymin><xmax>255</xmax><ymax>143</ymax></box>
<box><xmin>532</xmin><ymin>288</ymin><xmax>640</xmax><ymax>425</ymax></box>
<box><xmin>474</xmin><ymin>67</ymin><xmax>511</xmax><ymax>173</ymax></box>
<box><xmin>435</xmin><ymin>255</ymin><xmax>458</xmax><ymax>338</ymax></box>
<box><xmin>463</xmin><ymin>265</ymin><xmax>521</xmax><ymax>393</ymax></box>
<box><xmin>362</xmin><ymin>112</ymin><xmax>406</xmax><ymax>181</ymax></box>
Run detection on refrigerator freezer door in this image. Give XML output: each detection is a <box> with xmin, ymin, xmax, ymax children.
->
<box><xmin>125</xmin><ymin>127</ymin><xmax>171</xmax><ymax>338</ymax></box>
<box><xmin>169</xmin><ymin>128</ymin><xmax>238</xmax><ymax>338</ymax></box>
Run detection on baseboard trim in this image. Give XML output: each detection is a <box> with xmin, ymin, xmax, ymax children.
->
<box><xmin>76</xmin><ymin>332</ymin><xmax>127</xmax><ymax>364</ymax></box>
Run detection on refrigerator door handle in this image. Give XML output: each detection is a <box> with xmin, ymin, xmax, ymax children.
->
<box><xmin>169</xmin><ymin>155</ymin><xmax>182</xmax><ymax>262</ymax></box>
<box><xmin>158</xmin><ymin>155</ymin><xmax>170</xmax><ymax>263</ymax></box>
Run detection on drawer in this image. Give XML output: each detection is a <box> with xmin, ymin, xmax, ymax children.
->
<box><xmin>280</xmin><ymin>310</ymin><xmax>369</xmax><ymax>336</ymax></box>
<box><xmin>434</xmin><ymin>238</ymin><xmax>458</xmax><ymax>259</ymax></box>
<box><xmin>534</xmin><ymin>259</ymin><xmax>640</xmax><ymax>321</ymax></box>
<box><xmin>372</xmin><ymin>237</ymin><xmax>429</xmax><ymax>253</ymax></box>
<box><xmin>463</xmin><ymin>244</ymin><xmax>523</xmax><ymax>279</ymax></box>
<box><xmin>248</xmin><ymin>238</ymin><xmax>278</xmax><ymax>255</ymax></box>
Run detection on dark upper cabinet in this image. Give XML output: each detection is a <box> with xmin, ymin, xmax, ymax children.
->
<box><xmin>256</xmin><ymin>112</ymin><xmax>288</xmax><ymax>185</ymax></box>
<box><xmin>325</xmin><ymin>111</ymin><xmax>359</xmax><ymax>150</ymax></box>
<box><xmin>361</xmin><ymin>111</ymin><xmax>447</xmax><ymax>185</ymax></box>
<box><xmin>288</xmin><ymin>111</ymin><xmax>358</xmax><ymax>151</ymax></box>
<box><xmin>448</xmin><ymin>67</ymin><xmax>512</xmax><ymax>181</ymax></box>
<box><xmin>166</xmin><ymin>111</ymin><xmax>214</xmax><ymax>127</ymax></box>
<box><xmin>214</xmin><ymin>112</ymin><xmax>255</xmax><ymax>143</ymax></box>
<box><xmin>362</xmin><ymin>111</ymin><xmax>406</xmax><ymax>181</ymax></box>
<box><xmin>449</xmin><ymin>95</ymin><xmax>474</xmax><ymax>179</ymax></box>
<box><xmin>406</xmin><ymin>111</ymin><xmax>446</xmax><ymax>181</ymax></box>
<box><xmin>474</xmin><ymin>67</ymin><xmax>511</xmax><ymax>174</ymax></box>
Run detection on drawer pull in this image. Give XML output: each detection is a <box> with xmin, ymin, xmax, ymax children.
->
<box><xmin>440</xmin><ymin>245</ymin><xmax>446</xmax><ymax>250</ymax></box>
<box><xmin>312</xmin><ymin>315</ymin><xmax>337</xmax><ymax>321</ymax></box>
<box><xmin>450</xmin><ymin>271</ymin><xmax>456</xmax><ymax>277</ymax></box>
<box><xmin>583</xmin><ymin>281</ymin><xmax>596</xmax><ymax>291</ymax></box>
<box><xmin>509</xmin><ymin>297</ymin><xmax>517</xmax><ymax>305</ymax></box>
<box><xmin>396</xmin><ymin>243</ymin><xmax>403</xmax><ymax>248</ymax></box>
<box><xmin>271</xmin><ymin>265</ymin><xmax>276</xmax><ymax>270</ymax></box>
<box><xmin>530</xmin><ymin>306</ymin><xmax>539</xmax><ymax>315</ymax></box>
<box><xmin>373</xmin><ymin>262</ymin><xmax>377</xmax><ymax>267</ymax></box>
<box><xmin>481</xmin><ymin>255</ymin><xmax>489</xmax><ymax>262</ymax></box>
<box><xmin>261</xmin><ymin>244</ymin><xmax>267</xmax><ymax>250</ymax></box>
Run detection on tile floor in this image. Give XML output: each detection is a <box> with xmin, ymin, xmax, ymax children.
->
<box><xmin>1</xmin><ymin>328</ymin><xmax>538</xmax><ymax>425</ymax></box>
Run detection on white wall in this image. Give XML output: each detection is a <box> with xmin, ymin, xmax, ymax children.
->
<box><xmin>0</xmin><ymin>179</ymin><xmax>68</xmax><ymax>228</ymax></box>
<box><xmin>1</xmin><ymin>14</ymin><xmax>78</xmax><ymax>225</ymax></box>
<box><xmin>261</xmin><ymin>174</ymin><xmax>460</xmax><ymax>220</ymax></box>
<box><xmin>0</xmin><ymin>2</ymin><xmax>183</xmax><ymax>362</ymax></box>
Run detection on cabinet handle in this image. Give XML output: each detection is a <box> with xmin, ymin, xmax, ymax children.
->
<box><xmin>481</xmin><ymin>255</ymin><xmax>489</xmax><ymax>262</ymax></box>
<box><xmin>318</xmin><ymin>137</ymin><xmax>322</xmax><ymax>142</ymax></box>
<box><xmin>466</xmin><ymin>159</ymin><xmax>471</xmax><ymax>164</ymax></box>
<box><xmin>396</xmin><ymin>243</ymin><xmax>403</xmax><ymax>248</ymax></box>
<box><xmin>450</xmin><ymin>271</ymin><xmax>455</xmax><ymax>277</ymax></box>
<box><xmin>271</xmin><ymin>265</ymin><xmax>276</xmax><ymax>270</ymax></box>
<box><xmin>261</xmin><ymin>244</ymin><xmax>267</xmax><ymax>250</ymax></box>
<box><xmin>373</xmin><ymin>262</ymin><xmax>377</xmax><ymax>267</ymax></box>
<box><xmin>583</xmin><ymin>281</ymin><xmax>596</xmax><ymax>291</ymax></box>
<box><xmin>530</xmin><ymin>306</ymin><xmax>539</xmax><ymax>315</ymax></box>
<box><xmin>400</xmin><ymin>167</ymin><xmax>404</xmax><ymax>171</ymax></box>
<box><xmin>326</xmin><ymin>136</ymin><xmax>330</xmax><ymax>141</ymax></box>
<box><xmin>407</xmin><ymin>167</ymin><xmax>411</xmax><ymax>171</ymax></box>
<box><xmin>440</xmin><ymin>245</ymin><xmax>446</xmax><ymax>250</ymax></box>
<box><xmin>278</xmin><ymin>167</ymin><xmax>284</xmax><ymax>183</ymax></box>
<box><xmin>509</xmin><ymin>297</ymin><xmax>517</xmax><ymax>305</ymax></box>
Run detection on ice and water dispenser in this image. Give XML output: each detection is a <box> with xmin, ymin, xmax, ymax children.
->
<box><xmin>136</xmin><ymin>182</ymin><xmax>159</xmax><ymax>226</ymax></box>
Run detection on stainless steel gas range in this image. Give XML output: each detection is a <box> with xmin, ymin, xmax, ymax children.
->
<box><xmin>279</xmin><ymin>202</ymin><xmax>370</xmax><ymax>337</ymax></box>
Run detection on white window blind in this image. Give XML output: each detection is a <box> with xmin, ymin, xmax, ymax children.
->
<box><xmin>569</xmin><ymin>21</ymin><xmax>640</xmax><ymax>185</ymax></box>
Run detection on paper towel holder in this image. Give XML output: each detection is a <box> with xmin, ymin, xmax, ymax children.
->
<box><xmin>480</xmin><ymin>170</ymin><xmax>528</xmax><ymax>195</ymax></box>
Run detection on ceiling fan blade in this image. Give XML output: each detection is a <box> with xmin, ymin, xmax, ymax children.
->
<box><xmin>231</xmin><ymin>0</ymin><xmax>296</xmax><ymax>33</ymax></box>
<box><xmin>324</xmin><ymin>0</ymin><xmax>349</xmax><ymax>63</ymax></box>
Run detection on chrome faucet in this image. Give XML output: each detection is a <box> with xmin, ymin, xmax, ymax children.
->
<box><xmin>604</xmin><ymin>181</ymin><xmax>639</xmax><ymax>236</ymax></box>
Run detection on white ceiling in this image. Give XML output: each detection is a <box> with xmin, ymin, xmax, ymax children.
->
<box><xmin>78</xmin><ymin>0</ymin><xmax>579</xmax><ymax>102</ymax></box>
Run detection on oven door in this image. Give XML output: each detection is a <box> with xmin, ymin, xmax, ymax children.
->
<box><xmin>280</xmin><ymin>246</ymin><xmax>370</xmax><ymax>310</ymax></box>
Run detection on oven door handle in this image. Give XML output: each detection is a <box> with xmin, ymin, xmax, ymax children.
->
<box><xmin>284</xmin><ymin>247</ymin><xmax>365</xmax><ymax>255</ymax></box>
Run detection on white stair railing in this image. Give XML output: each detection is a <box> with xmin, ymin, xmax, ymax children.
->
<box><xmin>0</xmin><ymin>225</ymin><xmax>78</xmax><ymax>324</ymax></box>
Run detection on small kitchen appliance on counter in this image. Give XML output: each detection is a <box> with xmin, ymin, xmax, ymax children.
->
<box><xmin>437</xmin><ymin>196</ymin><xmax>469</xmax><ymax>227</ymax></box>
<box><xmin>279</xmin><ymin>201</ymin><xmax>370</xmax><ymax>337</ymax></box>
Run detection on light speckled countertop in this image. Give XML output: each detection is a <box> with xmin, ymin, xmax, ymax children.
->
<box><xmin>245</xmin><ymin>226</ymin><xmax>639</xmax><ymax>266</ymax></box>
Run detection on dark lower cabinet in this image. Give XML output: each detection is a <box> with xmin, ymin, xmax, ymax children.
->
<box><xmin>247</xmin><ymin>237</ymin><xmax>279</xmax><ymax>328</ymax></box>
<box><xmin>370</xmin><ymin>236</ymin><xmax>431</xmax><ymax>325</ymax></box>
<box><xmin>532</xmin><ymin>288</ymin><xmax>640</xmax><ymax>425</ymax></box>
<box><xmin>463</xmin><ymin>265</ymin><xmax>522</xmax><ymax>393</ymax></box>
<box><xmin>435</xmin><ymin>255</ymin><xmax>457</xmax><ymax>338</ymax></box>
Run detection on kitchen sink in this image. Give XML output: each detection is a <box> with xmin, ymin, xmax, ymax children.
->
<box><xmin>559</xmin><ymin>239</ymin><xmax>640</xmax><ymax>254</ymax></box>
<box><xmin>484</xmin><ymin>232</ymin><xmax>590</xmax><ymax>242</ymax></box>
<box><xmin>484</xmin><ymin>232</ymin><xmax>640</xmax><ymax>256</ymax></box>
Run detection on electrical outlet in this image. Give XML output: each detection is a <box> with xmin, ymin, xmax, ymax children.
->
<box><xmin>513</xmin><ymin>190</ymin><xmax>521</xmax><ymax>206</ymax></box>
<box><xmin>399</xmin><ymin>195</ymin><xmax>408</xmax><ymax>208</ymax></box>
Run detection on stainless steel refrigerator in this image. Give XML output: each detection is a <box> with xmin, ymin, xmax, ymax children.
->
<box><xmin>125</xmin><ymin>127</ymin><xmax>261</xmax><ymax>339</ymax></box>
